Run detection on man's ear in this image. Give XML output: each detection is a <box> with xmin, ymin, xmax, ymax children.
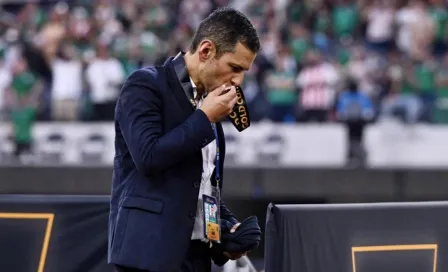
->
<box><xmin>198</xmin><ymin>40</ymin><xmax>216</xmax><ymax>62</ymax></box>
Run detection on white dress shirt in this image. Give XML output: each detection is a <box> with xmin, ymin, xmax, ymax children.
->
<box><xmin>190</xmin><ymin>79</ymin><xmax>216</xmax><ymax>241</ymax></box>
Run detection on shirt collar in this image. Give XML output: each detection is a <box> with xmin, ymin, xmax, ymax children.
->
<box><xmin>189</xmin><ymin>77</ymin><xmax>196</xmax><ymax>89</ymax></box>
<box><xmin>190</xmin><ymin>77</ymin><xmax>199</xmax><ymax>100</ymax></box>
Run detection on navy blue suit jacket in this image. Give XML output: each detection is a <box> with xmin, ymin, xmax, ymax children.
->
<box><xmin>108</xmin><ymin>52</ymin><xmax>239</xmax><ymax>271</ymax></box>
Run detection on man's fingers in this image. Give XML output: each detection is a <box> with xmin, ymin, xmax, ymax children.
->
<box><xmin>226</xmin><ymin>95</ymin><xmax>237</xmax><ymax>110</ymax></box>
<box><xmin>220</xmin><ymin>86</ymin><xmax>232</xmax><ymax>95</ymax></box>
<box><xmin>220</xmin><ymin>86</ymin><xmax>237</xmax><ymax>101</ymax></box>
<box><xmin>224</xmin><ymin>252</ymin><xmax>239</xmax><ymax>260</ymax></box>
<box><xmin>220</xmin><ymin>85</ymin><xmax>231</xmax><ymax>95</ymax></box>
<box><xmin>224</xmin><ymin>250</ymin><xmax>250</xmax><ymax>260</ymax></box>
<box><xmin>210</xmin><ymin>85</ymin><xmax>227</xmax><ymax>97</ymax></box>
<box><xmin>230</xmin><ymin>223</ymin><xmax>241</xmax><ymax>233</ymax></box>
<box><xmin>219</xmin><ymin>92</ymin><xmax>236</xmax><ymax>107</ymax></box>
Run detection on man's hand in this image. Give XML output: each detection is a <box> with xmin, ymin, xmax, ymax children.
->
<box><xmin>223</xmin><ymin>223</ymin><xmax>248</xmax><ymax>260</ymax></box>
<box><xmin>223</xmin><ymin>251</ymin><xmax>248</xmax><ymax>260</ymax></box>
<box><xmin>230</xmin><ymin>222</ymin><xmax>241</xmax><ymax>233</ymax></box>
<box><xmin>200</xmin><ymin>85</ymin><xmax>237</xmax><ymax>123</ymax></box>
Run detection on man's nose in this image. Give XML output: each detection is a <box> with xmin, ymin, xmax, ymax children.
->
<box><xmin>230</xmin><ymin>73</ymin><xmax>244</xmax><ymax>87</ymax></box>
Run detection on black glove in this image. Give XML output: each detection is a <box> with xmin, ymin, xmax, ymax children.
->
<box><xmin>219</xmin><ymin>216</ymin><xmax>262</xmax><ymax>253</ymax></box>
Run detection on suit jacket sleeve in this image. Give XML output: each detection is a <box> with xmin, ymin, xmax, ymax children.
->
<box><xmin>209</xmin><ymin>242</ymin><xmax>229</xmax><ymax>267</ymax></box>
<box><xmin>117</xmin><ymin>69</ymin><xmax>215</xmax><ymax>175</ymax></box>
<box><xmin>220</xmin><ymin>200</ymin><xmax>238</xmax><ymax>226</ymax></box>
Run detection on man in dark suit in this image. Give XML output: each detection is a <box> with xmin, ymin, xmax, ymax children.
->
<box><xmin>108</xmin><ymin>7</ymin><xmax>260</xmax><ymax>272</ymax></box>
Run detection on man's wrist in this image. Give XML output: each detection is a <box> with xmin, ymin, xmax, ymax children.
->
<box><xmin>198</xmin><ymin>108</ymin><xmax>213</xmax><ymax>123</ymax></box>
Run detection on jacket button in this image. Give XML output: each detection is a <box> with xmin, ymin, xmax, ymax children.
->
<box><xmin>189</xmin><ymin>213</ymin><xmax>195</xmax><ymax>220</ymax></box>
<box><xmin>194</xmin><ymin>182</ymin><xmax>200</xmax><ymax>188</ymax></box>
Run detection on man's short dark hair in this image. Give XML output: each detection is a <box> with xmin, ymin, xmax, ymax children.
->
<box><xmin>189</xmin><ymin>7</ymin><xmax>260</xmax><ymax>57</ymax></box>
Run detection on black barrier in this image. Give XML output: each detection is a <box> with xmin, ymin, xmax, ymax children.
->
<box><xmin>0</xmin><ymin>195</ymin><xmax>112</xmax><ymax>272</ymax></box>
<box><xmin>0</xmin><ymin>195</ymin><xmax>270</xmax><ymax>272</ymax></box>
<box><xmin>264</xmin><ymin>202</ymin><xmax>447</xmax><ymax>272</ymax></box>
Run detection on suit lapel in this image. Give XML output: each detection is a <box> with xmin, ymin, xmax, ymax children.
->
<box><xmin>166</xmin><ymin>52</ymin><xmax>195</xmax><ymax>118</ymax></box>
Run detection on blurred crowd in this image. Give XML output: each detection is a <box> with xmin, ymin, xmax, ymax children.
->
<box><xmin>0</xmin><ymin>0</ymin><xmax>447</xmax><ymax>128</ymax></box>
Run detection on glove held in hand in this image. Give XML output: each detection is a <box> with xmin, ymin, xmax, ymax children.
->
<box><xmin>219</xmin><ymin>216</ymin><xmax>261</xmax><ymax>253</ymax></box>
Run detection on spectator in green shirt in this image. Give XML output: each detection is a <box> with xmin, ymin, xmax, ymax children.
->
<box><xmin>434</xmin><ymin>54</ymin><xmax>448</xmax><ymax>123</ymax></box>
<box><xmin>331</xmin><ymin>0</ymin><xmax>360</xmax><ymax>43</ymax></box>
<box><xmin>405</xmin><ymin>57</ymin><xmax>438</xmax><ymax>122</ymax></box>
<box><xmin>287</xmin><ymin>1</ymin><xmax>306</xmax><ymax>23</ymax></box>
<box><xmin>10</xmin><ymin>57</ymin><xmax>41</xmax><ymax>157</ymax></box>
<box><xmin>428</xmin><ymin>0</ymin><xmax>448</xmax><ymax>55</ymax></box>
<box><xmin>289</xmin><ymin>23</ymin><xmax>311</xmax><ymax>67</ymax></box>
<box><xmin>265</xmin><ymin>49</ymin><xmax>297</xmax><ymax>122</ymax></box>
<box><xmin>312</xmin><ymin>3</ymin><xmax>332</xmax><ymax>56</ymax></box>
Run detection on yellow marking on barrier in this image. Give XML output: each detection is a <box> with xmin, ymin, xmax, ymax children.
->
<box><xmin>352</xmin><ymin>244</ymin><xmax>438</xmax><ymax>272</ymax></box>
<box><xmin>0</xmin><ymin>213</ymin><xmax>55</xmax><ymax>272</ymax></box>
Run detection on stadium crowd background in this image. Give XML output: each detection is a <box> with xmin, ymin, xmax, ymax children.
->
<box><xmin>0</xmin><ymin>0</ymin><xmax>447</xmax><ymax>157</ymax></box>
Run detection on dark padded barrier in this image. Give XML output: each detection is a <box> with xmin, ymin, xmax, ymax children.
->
<box><xmin>0</xmin><ymin>195</ymin><xmax>271</xmax><ymax>272</ymax></box>
<box><xmin>265</xmin><ymin>202</ymin><xmax>447</xmax><ymax>272</ymax></box>
<box><xmin>2</xmin><ymin>167</ymin><xmax>448</xmax><ymax>202</ymax></box>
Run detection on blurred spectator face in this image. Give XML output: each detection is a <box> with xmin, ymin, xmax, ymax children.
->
<box><xmin>376</xmin><ymin>0</ymin><xmax>393</xmax><ymax>8</ymax></box>
<box><xmin>388</xmin><ymin>49</ymin><xmax>402</xmax><ymax>64</ymax></box>
<box><xmin>215</xmin><ymin>0</ymin><xmax>229</xmax><ymax>6</ymax></box>
<box><xmin>290</xmin><ymin>23</ymin><xmax>308</xmax><ymax>39</ymax></box>
<box><xmin>147</xmin><ymin>0</ymin><xmax>161</xmax><ymax>8</ymax></box>
<box><xmin>197</xmin><ymin>42</ymin><xmax>257</xmax><ymax>92</ymax></box>
<box><xmin>59</xmin><ymin>44</ymin><xmax>76</xmax><ymax>60</ymax></box>
<box><xmin>305</xmin><ymin>50</ymin><xmax>321</xmax><ymax>66</ymax></box>
<box><xmin>428</xmin><ymin>0</ymin><xmax>443</xmax><ymax>5</ymax></box>
<box><xmin>410</xmin><ymin>0</ymin><xmax>425</xmax><ymax>10</ymax></box>
<box><xmin>13</xmin><ymin>58</ymin><xmax>27</xmax><ymax>75</ymax></box>
<box><xmin>70</xmin><ymin>7</ymin><xmax>91</xmax><ymax>39</ymax></box>
<box><xmin>275</xmin><ymin>55</ymin><xmax>286</xmax><ymax>71</ymax></box>
<box><xmin>373</xmin><ymin>0</ymin><xmax>387</xmax><ymax>7</ymax></box>
<box><xmin>96</xmin><ymin>43</ymin><xmax>110</xmax><ymax>59</ymax></box>
<box><xmin>50</xmin><ymin>2</ymin><xmax>68</xmax><ymax>22</ymax></box>
<box><xmin>352</xmin><ymin>48</ymin><xmax>366</xmax><ymax>61</ymax></box>
<box><xmin>18</xmin><ymin>4</ymin><xmax>37</xmax><ymax>24</ymax></box>
<box><xmin>336</xmin><ymin>0</ymin><xmax>351</xmax><ymax>5</ymax></box>
<box><xmin>128</xmin><ymin>42</ymin><xmax>141</xmax><ymax>59</ymax></box>
<box><xmin>444</xmin><ymin>54</ymin><xmax>448</xmax><ymax>68</ymax></box>
<box><xmin>260</xmin><ymin>33</ymin><xmax>278</xmax><ymax>60</ymax></box>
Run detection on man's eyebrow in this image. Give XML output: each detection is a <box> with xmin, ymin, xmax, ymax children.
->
<box><xmin>230</xmin><ymin>63</ymin><xmax>249</xmax><ymax>71</ymax></box>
